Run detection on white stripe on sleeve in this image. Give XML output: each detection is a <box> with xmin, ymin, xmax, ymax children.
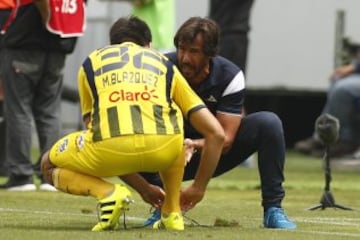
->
<box><xmin>222</xmin><ymin>71</ymin><xmax>245</xmax><ymax>97</ymax></box>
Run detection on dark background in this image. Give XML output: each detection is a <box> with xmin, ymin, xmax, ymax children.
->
<box><xmin>245</xmin><ymin>89</ymin><xmax>326</xmax><ymax>148</ymax></box>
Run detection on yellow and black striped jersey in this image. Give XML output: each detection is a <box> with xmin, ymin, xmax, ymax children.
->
<box><xmin>78</xmin><ymin>42</ymin><xmax>205</xmax><ymax>142</ymax></box>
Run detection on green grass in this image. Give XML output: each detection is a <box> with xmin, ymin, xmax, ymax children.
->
<box><xmin>1</xmin><ymin>151</ymin><xmax>360</xmax><ymax>239</ymax></box>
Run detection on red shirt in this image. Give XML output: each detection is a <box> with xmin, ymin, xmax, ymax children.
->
<box><xmin>46</xmin><ymin>0</ymin><xmax>86</xmax><ymax>37</ymax></box>
<box><xmin>1</xmin><ymin>0</ymin><xmax>85</xmax><ymax>37</ymax></box>
<box><xmin>0</xmin><ymin>0</ymin><xmax>15</xmax><ymax>9</ymax></box>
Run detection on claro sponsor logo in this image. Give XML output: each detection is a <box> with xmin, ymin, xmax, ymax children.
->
<box><xmin>109</xmin><ymin>86</ymin><xmax>158</xmax><ymax>102</ymax></box>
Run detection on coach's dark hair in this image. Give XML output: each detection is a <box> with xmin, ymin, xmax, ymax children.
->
<box><xmin>174</xmin><ymin>17</ymin><xmax>219</xmax><ymax>57</ymax></box>
<box><xmin>109</xmin><ymin>16</ymin><xmax>152</xmax><ymax>46</ymax></box>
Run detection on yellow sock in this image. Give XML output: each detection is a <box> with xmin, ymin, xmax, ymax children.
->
<box><xmin>160</xmin><ymin>149</ymin><xmax>185</xmax><ymax>214</ymax></box>
<box><xmin>53</xmin><ymin>168</ymin><xmax>114</xmax><ymax>200</ymax></box>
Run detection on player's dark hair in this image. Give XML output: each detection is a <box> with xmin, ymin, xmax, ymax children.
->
<box><xmin>174</xmin><ymin>17</ymin><xmax>219</xmax><ymax>57</ymax></box>
<box><xmin>109</xmin><ymin>16</ymin><xmax>152</xmax><ymax>46</ymax></box>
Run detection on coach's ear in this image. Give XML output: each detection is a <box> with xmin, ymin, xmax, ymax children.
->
<box><xmin>34</xmin><ymin>0</ymin><xmax>49</xmax><ymax>26</ymax></box>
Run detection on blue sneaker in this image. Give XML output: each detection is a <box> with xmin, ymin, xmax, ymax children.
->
<box><xmin>263</xmin><ymin>207</ymin><xmax>297</xmax><ymax>229</ymax></box>
<box><xmin>144</xmin><ymin>208</ymin><xmax>161</xmax><ymax>226</ymax></box>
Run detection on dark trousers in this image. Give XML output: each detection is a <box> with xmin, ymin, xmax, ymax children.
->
<box><xmin>0</xmin><ymin>49</ymin><xmax>65</xmax><ymax>178</ymax></box>
<box><xmin>0</xmin><ymin>101</ymin><xmax>6</xmax><ymax>175</ymax></box>
<box><xmin>141</xmin><ymin>111</ymin><xmax>286</xmax><ymax>210</ymax></box>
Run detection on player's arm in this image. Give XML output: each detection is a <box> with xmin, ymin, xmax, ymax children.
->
<box><xmin>120</xmin><ymin>174</ymin><xmax>164</xmax><ymax>208</ymax></box>
<box><xmin>189</xmin><ymin>108</ymin><xmax>225</xmax><ymax>191</ymax></box>
<box><xmin>171</xmin><ymin>67</ymin><xmax>225</xmax><ymax>207</ymax></box>
<box><xmin>180</xmin><ymin>108</ymin><xmax>224</xmax><ymax>209</ymax></box>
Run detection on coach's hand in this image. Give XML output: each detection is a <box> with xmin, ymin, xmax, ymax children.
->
<box><xmin>184</xmin><ymin>138</ymin><xmax>196</xmax><ymax>165</ymax></box>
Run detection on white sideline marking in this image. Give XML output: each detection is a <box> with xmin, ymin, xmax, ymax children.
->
<box><xmin>0</xmin><ymin>207</ymin><xmax>146</xmax><ymax>222</ymax></box>
<box><xmin>296</xmin><ymin>230</ymin><xmax>360</xmax><ymax>238</ymax></box>
<box><xmin>294</xmin><ymin>217</ymin><xmax>360</xmax><ymax>227</ymax></box>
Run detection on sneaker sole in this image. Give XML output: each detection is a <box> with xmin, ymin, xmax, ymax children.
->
<box><xmin>39</xmin><ymin>184</ymin><xmax>58</xmax><ymax>192</ymax></box>
<box><xmin>7</xmin><ymin>184</ymin><xmax>37</xmax><ymax>191</ymax></box>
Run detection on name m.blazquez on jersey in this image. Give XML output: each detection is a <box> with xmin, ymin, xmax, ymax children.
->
<box><xmin>102</xmin><ymin>71</ymin><xmax>159</xmax><ymax>88</ymax></box>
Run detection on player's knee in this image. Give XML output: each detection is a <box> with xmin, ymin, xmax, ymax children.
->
<box><xmin>41</xmin><ymin>151</ymin><xmax>55</xmax><ymax>184</ymax></box>
<box><xmin>262</xmin><ymin>111</ymin><xmax>282</xmax><ymax>129</ymax></box>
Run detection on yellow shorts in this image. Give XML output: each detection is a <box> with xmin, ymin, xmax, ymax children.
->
<box><xmin>49</xmin><ymin>131</ymin><xmax>183</xmax><ymax>177</ymax></box>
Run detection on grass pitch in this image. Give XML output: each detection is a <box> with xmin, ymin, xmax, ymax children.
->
<box><xmin>1</xmin><ymin>151</ymin><xmax>360</xmax><ymax>240</ymax></box>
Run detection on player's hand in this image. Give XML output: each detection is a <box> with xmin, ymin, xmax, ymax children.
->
<box><xmin>140</xmin><ymin>184</ymin><xmax>165</xmax><ymax>209</ymax></box>
<box><xmin>180</xmin><ymin>183</ymin><xmax>205</xmax><ymax>211</ymax></box>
